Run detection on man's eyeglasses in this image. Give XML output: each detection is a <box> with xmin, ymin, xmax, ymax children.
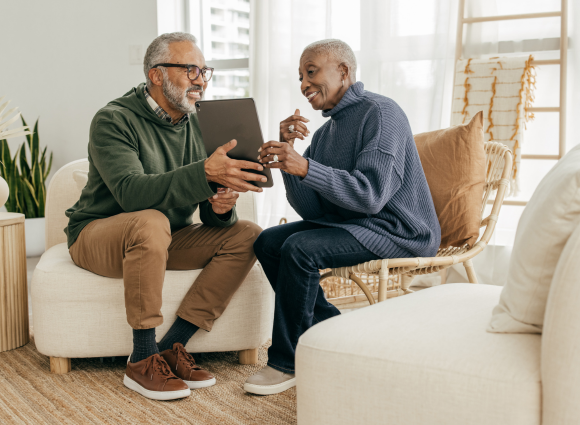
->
<box><xmin>152</xmin><ymin>63</ymin><xmax>214</xmax><ymax>82</ymax></box>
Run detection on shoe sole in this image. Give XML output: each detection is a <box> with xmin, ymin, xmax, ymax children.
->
<box><xmin>123</xmin><ymin>375</ymin><xmax>191</xmax><ymax>400</ymax></box>
<box><xmin>243</xmin><ymin>378</ymin><xmax>296</xmax><ymax>395</ymax></box>
<box><xmin>184</xmin><ymin>377</ymin><xmax>216</xmax><ymax>389</ymax></box>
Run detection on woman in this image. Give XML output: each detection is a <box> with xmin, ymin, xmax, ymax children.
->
<box><xmin>244</xmin><ymin>39</ymin><xmax>441</xmax><ymax>395</ymax></box>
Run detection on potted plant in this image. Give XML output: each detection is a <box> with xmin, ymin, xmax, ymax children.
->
<box><xmin>0</xmin><ymin>100</ymin><xmax>52</xmax><ymax>257</ymax></box>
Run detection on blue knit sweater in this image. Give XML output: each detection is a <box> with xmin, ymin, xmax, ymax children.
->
<box><xmin>282</xmin><ymin>82</ymin><xmax>441</xmax><ymax>259</ymax></box>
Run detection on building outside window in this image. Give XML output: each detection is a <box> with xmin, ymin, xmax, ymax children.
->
<box><xmin>157</xmin><ymin>0</ymin><xmax>251</xmax><ymax>100</ymax></box>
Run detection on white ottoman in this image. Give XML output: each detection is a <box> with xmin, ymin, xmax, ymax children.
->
<box><xmin>296</xmin><ymin>284</ymin><xmax>541</xmax><ymax>425</ymax></box>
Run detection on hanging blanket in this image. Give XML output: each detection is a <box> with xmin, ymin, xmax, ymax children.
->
<box><xmin>451</xmin><ymin>55</ymin><xmax>536</xmax><ymax>195</ymax></box>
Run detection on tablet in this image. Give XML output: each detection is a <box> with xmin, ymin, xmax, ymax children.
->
<box><xmin>195</xmin><ymin>98</ymin><xmax>273</xmax><ymax>188</ymax></box>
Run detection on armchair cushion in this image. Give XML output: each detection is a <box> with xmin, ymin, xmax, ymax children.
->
<box><xmin>414</xmin><ymin>111</ymin><xmax>486</xmax><ymax>248</ymax></box>
<box><xmin>488</xmin><ymin>144</ymin><xmax>580</xmax><ymax>334</ymax></box>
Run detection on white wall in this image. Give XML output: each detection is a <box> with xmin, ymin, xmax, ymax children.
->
<box><xmin>0</xmin><ymin>0</ymin><xmax>158</xmax><ymax>177</ymax></box>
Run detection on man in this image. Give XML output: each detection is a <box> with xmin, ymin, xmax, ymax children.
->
<box><xmin>65</xmin><ymin>32</ymin><xmax>265</xmax><ymax>401</ymax></box>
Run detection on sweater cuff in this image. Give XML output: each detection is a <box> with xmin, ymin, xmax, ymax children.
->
<box><xmin>184</xmin><ymin>160</ymin><xmax>216</xmax><ymax>201</ymax></box>
<box><xmin>201</xmin><ymin>202</ymin><xmax>238</xmax><ymax>227</ymax></box>
<box><xmin>301</xmin><ymin>159</ymin><xmax>333</xmax><ymax>190</ymax></box>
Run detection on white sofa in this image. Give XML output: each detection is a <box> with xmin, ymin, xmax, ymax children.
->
<box><xmin>296</xmin><ymin>226</ymin><xmax>580</xmax><ymax>424</ymax></box>
<box><xmin>32</xmin><ymin>159</ymin><xmax>274</xmax><ymax>372</ymax></box>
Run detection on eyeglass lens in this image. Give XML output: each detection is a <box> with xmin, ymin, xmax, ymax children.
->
<box><xmin>188</xmin><ymin>66</ymin><xmax>213</xmax><ymax>82</ymax></box>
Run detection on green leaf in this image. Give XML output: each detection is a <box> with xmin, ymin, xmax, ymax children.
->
<box><xmin>37</xmin><ymin>181</ymin><xmax>45</xmax><ymax>217</ymax></box>
<box><xmin>22</xmin><ymin>178</ymin><xmax>39</xmax><ymax>218</ymax></box>
<box><xmin>33</xmin><ymin>160</ymin><xmax>42</xmax><ymax>191</ymax></box>
<box><xmin>19</xmin><ymin>145</ymin><xmax>30</xmax><ymax>181</ymax></box>
<box><xmin>45</xmin><ymin>152</ymin><xmax>53</xmax><ymax>178</ymax></box>
<box><xmin>31</xmin><ymin>118</ymin><xmax>39</xmax><ymax>164</ymax></box>
<box><xmin>20</xmin><ymin>115</ymin><xmax>32</xmax><ymax>148</ymax></box>
<box><xmin>9</xmin><ymin>148</ymin><xmax>23</xmax><ymax>214</ymax></box>
<box><xmin>40</xmin><ymin>146</ymin><xmax>46</xmax><ymax>175</ymax></box>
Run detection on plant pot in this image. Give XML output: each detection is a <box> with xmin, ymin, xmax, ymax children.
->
<box><xmin>25</xmin><ymin>217</ymin><xmax>45</xmax><ymax>257</ymax></box>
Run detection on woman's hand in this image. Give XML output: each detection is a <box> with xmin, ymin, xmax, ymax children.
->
<box><xmin>279</xmin><ymin>109</ymin><xmax>310</xmax><ymax>147</ymax></box>
<box><xmin>208</xmin><ymin>187</ymin><xmax>239</xmax><ymax>215</ymax></box>
<box><xmin>258</xmin><ymin>141</ymin><xmax>309</xmax><ymax>178</ymax></box>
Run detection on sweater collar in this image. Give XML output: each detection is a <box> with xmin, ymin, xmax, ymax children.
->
<box><xmin>321</xmin><ymin>81</ymin><xmax>365</xmax><ymax>120</ymax></box>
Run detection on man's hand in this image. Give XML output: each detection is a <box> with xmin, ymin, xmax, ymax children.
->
<box><xmin>208</xmin><ymin>187</ymin><xmax>239</xmax><ymax>215</ymax></box>
<box><xmin>205</xmin><ymin>139</ymin><xmax>266</xmax><ymax>192</ymax></box>
<box><xmin>258</xmin><ymin>140</ymin><xmax>309</xmax><ymax>178</ymax></box>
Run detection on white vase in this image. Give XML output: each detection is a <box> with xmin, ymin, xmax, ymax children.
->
<box><xmin>25</xmin><ymin>217</ymin><xmax>46</xmax><ymax>257</ymax></box>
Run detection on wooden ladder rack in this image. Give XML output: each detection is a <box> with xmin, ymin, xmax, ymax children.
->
<box><xmin>455</xmin><ymin>0</ymin><xmax>568</xmax><ymax>206</ymax></box>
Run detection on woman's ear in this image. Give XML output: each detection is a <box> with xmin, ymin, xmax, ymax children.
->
<box><xmin>339</xmin><ymin>63</ymin><xmax>350</xmax><ymax>81</ymax></box>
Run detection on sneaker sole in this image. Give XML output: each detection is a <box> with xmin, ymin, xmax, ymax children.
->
<box><xmin>184</xmin><ymin>377</ymin><xmax>217</xmax><ymax>389</ymax></box>
<box><xmin>243</xmin><ymin>377</ymin><xmax>296</xmax><ymax>395</ymax></box>
<box><xmin>123</xmin><ymin>375</ymin><xmax>191</xmax><ymax>400</ymax></box>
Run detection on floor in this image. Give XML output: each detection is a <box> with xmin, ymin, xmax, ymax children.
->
<box><xmin>18</xmin><ymin>256</ymin><xmax>431</xmax><ymax>424</ymax></box>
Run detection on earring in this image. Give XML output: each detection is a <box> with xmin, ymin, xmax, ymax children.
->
<box><xmin>342</xmin><ymin>80</ymin><xmax>344</xmax><ymax>87</ymax></box>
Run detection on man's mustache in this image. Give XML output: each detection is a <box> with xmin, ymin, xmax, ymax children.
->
<box><xmin>187</xmin><ymin>86</ymin><xmax>203</xmax><ymax>93</ymax></box>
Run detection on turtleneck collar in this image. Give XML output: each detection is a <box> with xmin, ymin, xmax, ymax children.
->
<box><xmin>321</xmin><ymin>81</ymin><xmax>365</xmax><ymax>120</ymax></box>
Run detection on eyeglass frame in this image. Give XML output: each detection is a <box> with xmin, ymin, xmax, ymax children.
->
<box><xmin>151</xmin><ymin>63</ymin><xmax>215</xmax><ymax>82</ymax></box>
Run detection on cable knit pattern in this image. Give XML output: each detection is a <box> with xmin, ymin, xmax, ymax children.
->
<box><xmin>282</xmin><ymin>82</ymin><xmax>441</xmax><ymax>259</ymax></box>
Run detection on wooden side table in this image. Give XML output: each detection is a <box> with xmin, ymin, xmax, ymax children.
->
<box><xmin>0</xmin><ymin>212</ymin><xmax>29</xmax><ymax>352</ymax></box>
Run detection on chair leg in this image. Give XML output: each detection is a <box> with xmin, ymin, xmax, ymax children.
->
<box><xmin>400</xmin><ymin>274</ymin><xmax>414</xmax><ymax>294</ymax></box>
<box><xmin>239</xmin><ymin>348</ymin><xmax>259</xmax><ymax>365</ymax></box>
<box><xmin>50</xmin><ymin>357</ymin><xmax>71</xmax><ymax>374</ymax></box>
<box><xmin>440</xmin><ymin>268</ymin><xmax>448</xmax><ymax>285</ymax></box>
<box><xmin>463</xmin><ymin>259</ymin><xmax>479</xmax><ymax>284</ymax></box>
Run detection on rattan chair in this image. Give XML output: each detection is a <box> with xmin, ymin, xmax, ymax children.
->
<box><xmin>316</xmin><ymin>141</ymin><xmax>513</xmax><ymax>309</ymax></box>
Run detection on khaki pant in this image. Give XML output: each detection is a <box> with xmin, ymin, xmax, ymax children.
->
<box><xmin>69</xmin><ymin>209</ymin><xmax>261</xmax><ymax>331</ymax></box>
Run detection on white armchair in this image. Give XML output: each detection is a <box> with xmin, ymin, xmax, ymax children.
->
<box><xmin>296</xmin><ymin>224</ymin><xmax>580</xmax><ymax>425</ymax></box>
<box><xmin>32</xmin><ymin>159</ymin><xmax>274</xmax><ymax>373</ymax></box>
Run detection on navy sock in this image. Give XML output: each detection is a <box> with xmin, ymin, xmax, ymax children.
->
<box><xmin>157</xmin><ymin>317</ymin><xmax>200</xmax><ymax>352</ymax></box>
<box><xmin>131</xmin><ymin>328</ymin><xmax>159</xmax><ymax>363</ymax></box>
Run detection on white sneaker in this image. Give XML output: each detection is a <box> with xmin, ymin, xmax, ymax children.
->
<box><xmin>244</xmin><ymin>365</ymin><xmax>296</xmax><ymax>395</ymax></box>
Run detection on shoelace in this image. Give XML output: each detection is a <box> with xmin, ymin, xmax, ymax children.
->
<box><xmin>175</xmin><ymin>344</ymin><xmax>203</xmax><ymax>373</ymax></box>
<box><xmin>140</xmin><ymin>354</ymin><xmax>177</xmax><ymax>381</ymax></box>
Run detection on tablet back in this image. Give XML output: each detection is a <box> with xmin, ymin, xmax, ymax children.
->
<box><xmin>195</xmin><ymin>98</ymin><xmax>273</xmax><ymax>187</ymax></box>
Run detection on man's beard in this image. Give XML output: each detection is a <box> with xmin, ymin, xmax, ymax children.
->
<box><xmin>162</xmin><ymin>76</ymin><xmax>203</xmax><ymax>115</ymax></box>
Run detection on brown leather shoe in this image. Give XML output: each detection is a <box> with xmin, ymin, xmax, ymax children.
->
<box><xmin>124</xmin><ymin>353</ymin><xmax>191</xmax><ymax>400</ymax></box>
<box><xmin>160</xmin><ymin>343</ymin><xmax>216</xmax><ymax>389</ymax></box>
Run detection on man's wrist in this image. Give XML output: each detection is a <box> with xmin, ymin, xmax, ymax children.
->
<box><xmin>204</xmin><ymin>159</ymin><xmax>213</xmax><ymax>182</ymax></box>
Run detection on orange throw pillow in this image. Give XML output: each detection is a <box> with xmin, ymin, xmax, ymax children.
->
<box><xmin>414</xmin><ymin>111</ymin><xmax>486</xmax><ymax>248</ymax></box>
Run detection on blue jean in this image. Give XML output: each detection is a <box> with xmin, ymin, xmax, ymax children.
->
<box><xmin>253</xmin><ymin>221</ymin><xmax>381</xmax><ymax>373</ymax></box>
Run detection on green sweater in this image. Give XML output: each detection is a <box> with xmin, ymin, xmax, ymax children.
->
<box><xmin>65</xmin><ymin>83</ymin><xmax>237</xmax><ymax>248</ymax></box>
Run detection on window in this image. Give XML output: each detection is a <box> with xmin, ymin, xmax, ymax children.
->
<box><xmin>157</xmin><ymin>0</ymin><xmax>250</xmax><ymax>101</ymax></box>
<box><xmin>463</xmin><ymin>0</ymin><xmax>564</xmax><ymax>244</ymax></box>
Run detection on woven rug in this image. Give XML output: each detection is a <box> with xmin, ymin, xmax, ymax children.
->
<box><xmin>0</xmin><ymin>337</ymin><xmax>296</xmax><ymax>425</ymax></box>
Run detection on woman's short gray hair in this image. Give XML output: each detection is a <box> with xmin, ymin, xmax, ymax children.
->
<box><xmin>143</xmin><ymin>32</ymin><xmax>198</xmax><ymax>88</ymax></box>
<box><xmin>301</xmin><ymin>39</ymin><xmax>357</xmax><ymax>77</ymax></box>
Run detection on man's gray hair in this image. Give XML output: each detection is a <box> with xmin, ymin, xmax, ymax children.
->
<box><xmin>301</xmin><ymin>39</ymin><xmax>357</xmax><ymax>77</ymax></box>
<box><xmin>143</xmin><ymin>32</ymin><xmax>198</xmax><ymax>88</ymax></box>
